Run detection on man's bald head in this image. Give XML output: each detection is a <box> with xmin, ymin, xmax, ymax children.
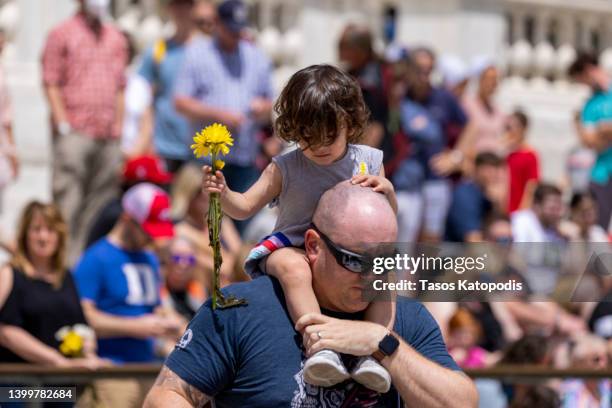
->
<box><xmin>313</xmin><ymin>181</ymin><xmax>397</xmax><ymax>248</ymax></box>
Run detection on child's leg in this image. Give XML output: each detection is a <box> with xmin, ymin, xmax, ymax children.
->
<box><xmin>265</xmin><ymin>247</ymin><xmax>320</xmax><ymax>327</ymax></box>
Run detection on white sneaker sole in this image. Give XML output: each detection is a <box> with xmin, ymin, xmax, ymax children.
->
<box><xmin>351</xmin><ymin>370</ymin><xmax>391</xmax><ymax>394</ymax></box>
<box><xmin>303</xmin><ymin>358</ymin><xmax>350</xmax><ymax>387</ymax></box>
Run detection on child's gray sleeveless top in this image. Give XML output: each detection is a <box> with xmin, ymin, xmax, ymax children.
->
<box><xmin>271</xmin><ymin>144</ymin><xmax>383</xmax><ymax>247</ymax></box>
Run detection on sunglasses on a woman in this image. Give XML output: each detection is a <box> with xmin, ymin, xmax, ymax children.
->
<box><xmin>171</xmin><ymin>254</ymin><xmax>196</xmax><ymax>267</ymax></box>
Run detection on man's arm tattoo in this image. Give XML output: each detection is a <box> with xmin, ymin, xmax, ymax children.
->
<box><xmin>154</xmin><ymin>365</ymin><xmax>211</xmax><ymax>407</ymax></box>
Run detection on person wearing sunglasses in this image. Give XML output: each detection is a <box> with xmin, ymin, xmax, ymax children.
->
<box><xmin>160</xmin><ymin>237</ymin><xmax>206</xmax><ymax>322</ymax></box>
<box><xmin>146</xmin><ymin>182</ymin><xmax>477</xmax><ymax>408</ymax></box>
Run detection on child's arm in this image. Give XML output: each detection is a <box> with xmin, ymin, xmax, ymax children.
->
<box><xmin>203</xmin><ymin>162</ymin><xmax>282</xmax><ymax>220</ymax></box>
<box><xmin>350</xmin><ymin>168</ymin><xmax>398</xmax><ymax>214</ymax></box>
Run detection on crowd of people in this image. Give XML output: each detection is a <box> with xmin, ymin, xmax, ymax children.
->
<box><xmin>0</xmin><ymin>0</ymin><xmax>610</xmax><ymax>406</ymax></box>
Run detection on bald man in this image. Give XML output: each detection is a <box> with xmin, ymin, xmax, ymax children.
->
<box><xmin>145</xmin><ymin>182</ymin><xmax>477</xmax><ymax>408</ymax></box>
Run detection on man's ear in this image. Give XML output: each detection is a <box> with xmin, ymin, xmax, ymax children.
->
<box><xmin>304</xmin><ymin>229</ymin><xmax>320</xmax><ymax>263</ymax></box>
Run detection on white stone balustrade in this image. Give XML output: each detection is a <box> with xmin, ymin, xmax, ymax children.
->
<box><xmin>504</xmin><ymin>1</ymin><xmax>612</xmax><ymax>80</ymax></box>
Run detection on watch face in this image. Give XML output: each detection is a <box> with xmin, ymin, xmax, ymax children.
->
<box><xmin>380</xmin><ymin>334</ymin><xmax>400</xmax><ymax>356</ymax></box>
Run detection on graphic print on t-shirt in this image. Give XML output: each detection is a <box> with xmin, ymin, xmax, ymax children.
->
<box><xmin>122</xmin><ymin>263</ymin><xmax>159</xmax><ymax>306</ymax></box>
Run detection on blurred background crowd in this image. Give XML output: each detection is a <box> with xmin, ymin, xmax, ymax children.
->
<box><xmin>0</xmin><ymin>0</ymin><xmax>611</xmax><ymax>407</ymax></box>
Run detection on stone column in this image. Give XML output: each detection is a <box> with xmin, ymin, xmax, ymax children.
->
<box><xmin>397</xmin><ymin>0</ymin><xmax>505</xmax><ymax>62</ymax></box>
<box><xmin>557</xmin><ymin>13</ymin><xmax>576</xmax><ymax>46</ymax></box>
<box><xmin>511</xmin><ymin>8</ymin><xmax>526</xmax><ymax>42</ymax></box>
<box><xmin>114</xmin><ymin>0</ymin><xmax>131</xmax><ymax>17</ymax></box>
<box><xmin>578</xmin><ymin>14</ymin><xmax>596</xmax><ymax>51</ymax></box>
<box><xmin>533</xmin><ymin>9</ymin><xmax>550</xmax><ymax>44</ymax></box>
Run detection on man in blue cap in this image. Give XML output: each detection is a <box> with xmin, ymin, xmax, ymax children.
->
<box><xmin>175</xmin><ymin>0</ymin><xmax>274</xmax><ymax>233</ymax></box>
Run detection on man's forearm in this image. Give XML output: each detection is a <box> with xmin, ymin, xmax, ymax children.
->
<box><xmin>82</xmin><ymin>302</ymin><xmax>143</xmax><ymax>338</ymax></box>
<box><xmin>597</xmin><ymin>124</ymin><xmax>612</xmax><ymax>150</ymax></box>
<box><xmin>44</xmin><ymin>85</ymin><xmax>68</xmax><ymax>127</ymax></box>
<box><xmin>382</xmin><ymin>340</ymin><xmax>478</xmax><ymax>408</ymax></box>
<box><xmin>144</xmin><ymin>366</ymin><xmax>211</xmax><ymax>408</ymax></box>
<box><xmin>0</xmin><ymin>325</ymin><xmax>65</xmax><ymax>366</ymax></box>
<box><xmin>175</xmin><ymin>96</ymin><xmax>221</xmax><ymax>122</ymax></box>
<box><xmin>114</xmin><ymin>90</ymin><xmax>125</xmax><ymax>134</ymax></box>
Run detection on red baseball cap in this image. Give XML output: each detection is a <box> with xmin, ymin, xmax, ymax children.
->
<box><xmin>122</xmin><ymin>183</ymin><xmax>175</xmax><ymax>239</ymax></box>
<box><xmin>123</xmin><ymin>155</ymin><xmax>173</xmax><ymax>185</ymax></box>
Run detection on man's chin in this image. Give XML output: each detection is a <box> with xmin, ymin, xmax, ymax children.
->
<box><xmin>343</xmin><ymin>292</ymin><xmax>370</xmax><ymax>313</ymax></box>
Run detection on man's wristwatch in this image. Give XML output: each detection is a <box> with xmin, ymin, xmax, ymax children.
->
<box><xmin>372</xmin><ymin>331</ymin><xmax>400</xmax><ymax>362</ymax></box>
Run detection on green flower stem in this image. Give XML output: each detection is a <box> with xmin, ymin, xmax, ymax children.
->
<box><xmin>208</xmin><ymin>153</ymin><xmax>247</xmax><ymax>310</ymax></box>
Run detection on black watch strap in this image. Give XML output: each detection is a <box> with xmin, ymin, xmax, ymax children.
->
<box><xmin>372</xmin><ymin>332</ymin><xmax>400</xmax><ymax>362</ymax></box>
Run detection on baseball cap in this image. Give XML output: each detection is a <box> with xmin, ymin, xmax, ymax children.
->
<box><xmin>122</xmin><ymin>183</ymin><xmax>175</xmax><ymax>239</ymax></box>
<box><xmin>123</xmin><ymin>155</ymin><xmax>173</xmax><ymax>185</ymax></box>
<box><xmin>217</xmin><ymin>0</ymin><xmax>248</xmax><ymax>33</ymax></box>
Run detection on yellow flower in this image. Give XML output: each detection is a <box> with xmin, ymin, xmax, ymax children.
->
<box><xmin>358</xmin><ymin>161</ymin><xmax>368</xmax><ymax>175</ymax></box>
<box><xmin>214</xmin><ymin>159</ymin><xmax>225</xmax><ymax>170</ymax></box>
<box><xmin>59</xmin><ymin>331</ymin><xmax>84</xmax><ymax>357</ymax></box>
<box><xmin>191</xmin><ymin>123</ymin><xmax>234</xmax><ymax>158</ymax></box>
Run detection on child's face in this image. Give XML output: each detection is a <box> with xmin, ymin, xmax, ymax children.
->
<box><xmin>300</xmin><ymin>128</ymin><xmax>348</xmax><ymax>165</ymax></box>
<box><xmin>450</xmin><ymin>328</ymin><xmax>477</xmax><ymax>349</ymax></box>
<box><xmin>504</xmin><ymin>116</ymin><xmax>525</xmax><ymax>146</ymax></box>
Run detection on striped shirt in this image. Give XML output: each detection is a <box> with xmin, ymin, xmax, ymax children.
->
<box><xmin>174</xmin><ymin>37</ymin><xmax>273</xmax><ymax>166</ymax></box>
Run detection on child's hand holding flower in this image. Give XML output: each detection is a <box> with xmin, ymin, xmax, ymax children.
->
<box><xmin>203</xmin><ymin>165</ymin><xmax>228</xmax><ymax>196</ymax></box>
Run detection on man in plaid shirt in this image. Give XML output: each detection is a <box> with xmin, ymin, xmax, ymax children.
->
<box><xmin>42</xmin><ymin>0</ymin><xmax>128</xmax><ymax>263</ymax></box>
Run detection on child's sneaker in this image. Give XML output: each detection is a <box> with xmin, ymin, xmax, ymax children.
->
<box><xmin>350</xmin><ymin>356</ymin><xmax>391</xmax><ymax>393</ymax></box>
<box><xmin>303</xmin><ymin>349</ymin><xmax>350</xmax><ymax>387</ymax></box>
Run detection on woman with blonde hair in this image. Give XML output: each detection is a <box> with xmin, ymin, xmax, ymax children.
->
<box><xmin>0</xmin><ymin>201</ymin><xmax>104</xmax><ymax>367</ymax></box>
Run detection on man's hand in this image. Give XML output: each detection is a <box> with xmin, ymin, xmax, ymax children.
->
<box><xmin>133</xmin><ymin>314</ymin><xmax>183</xmax><ymax>339</ymax></box>
<box><xmin>295</xmin><ymin>313</ymin><xmax>387</xmax><ymax>357</ymax></box>
<box><xmin>216</xmin><ymin>110</ymin><xmax>246</xmax><ymax>130</ymax></box>
<box><xmin>111</xmin><ymin>120</ymin><xmax>123</xmax><ymax>139</ymax></box>
<box><xmin>203</xmin><ymin>165</ymin><xmax>228</xmax><ymax>196</ymax></box>
<box><xmin>430</xmin><ymin>150</ymin><xmax>462</xmax><ymax>177</ymax></box>
<box><xmin>351</xmin><ymin>174</ymin><xmax>394</xmax><ymax>197</ymax></box>
<box><xmin>249</xmin><ymin>97</ymin><xmax>272</xmax><ymax>123</ymax></box>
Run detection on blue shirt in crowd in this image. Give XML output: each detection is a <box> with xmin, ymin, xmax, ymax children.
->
<box><xmin>174</xmin><ymin>37</ymin><xmax>273</xmax><ymax>166</ymax></box>
<box><xmin>139</xmin><ymin>39</ymin><xmax>192</xmax><ymax>161</ymax></box>
<box><xmin>73</xmin><ymin>239</ymin><xmax>161</xmax><ymax>363</ymax></box>
<box><xmin>165</xmin><ymin>276</ymin><xmax>459</xmax><ymax>408</ymax></box>
<box><xmin>396</xmin><ymin>88</ymin><xmax>467</xmax><ymax>189</ymax></box>
<box><xmin>582</xmin><ymin>86</ymin><xmax>612</xmax><ymax>185</ymax></box>
<box><xmin>445</xmin><ymin>181</ymin><xmax>491</xmax><ymax>242</ymax></box>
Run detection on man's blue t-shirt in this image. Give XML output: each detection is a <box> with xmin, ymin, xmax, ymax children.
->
<box><xmin>73</xmin><ymin>239</ymin><xmax>161</xmax><ymax>363</ymax></box>
<box><xmin>445</xmin><ymin>181</ymin><xmax>491</xmax><ymax>242</ymax></box>
<box><xmin>139</xmin><ymin>39</ymin><xmax>192</xmax><ymax>161</ymax></box>
<box><xmin>165</xmin><ymin>276</ymin><xmax>459</xmax><ymax>407</ymax></box>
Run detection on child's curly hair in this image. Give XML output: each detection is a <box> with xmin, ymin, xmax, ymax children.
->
<box><xmin>274</xmin><ymin>64</ymin><xmax>369</xmax><ymax>149</ymax></box>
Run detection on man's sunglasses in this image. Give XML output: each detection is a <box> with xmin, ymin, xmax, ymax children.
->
<box><xmin>310</xmin><ymin>223</ymin><xmax>365</xmax><ymax>273</ymax></box>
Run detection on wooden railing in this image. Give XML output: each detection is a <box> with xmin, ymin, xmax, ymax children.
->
<box><xmin>0</xmin><ymin>364</ymin><xmax>611</xmax><ymax>384</ymax></box>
